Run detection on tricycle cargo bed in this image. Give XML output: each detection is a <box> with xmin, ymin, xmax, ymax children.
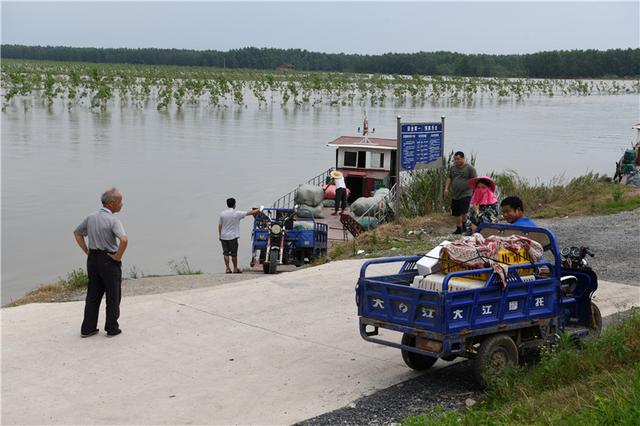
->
<box><xmin>357</xmin><ymin>256</ymin><xmax>557</xmax><ymax>337</ymax></box>
<box><xmin>356</xmin><ymin>224</ymin><xmax>601</xmax><ymax>384</ymax></box>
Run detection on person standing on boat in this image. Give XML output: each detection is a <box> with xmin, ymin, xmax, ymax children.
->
<box><xmin>444</xmin><ymin>151</ymin><xmax>477</xmax><ymax>234</ymax></box>
<box><xmin>331</xmin><ymin>170</ymin><xmax>348</xmax><ymax>215</ymax></box>
<box><xmin>218</xmin><ymin>198</ymin><xmax>260</xmax><ymax>273</ymax></box>
<box><xmin>74</xmin><ymin>187</ymin><xmax>128</xmax><ymax>338</ymax></box>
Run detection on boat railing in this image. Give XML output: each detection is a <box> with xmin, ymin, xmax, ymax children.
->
<box><xmin>271</xmin><ymin>168</ymin><xmax>334</xmax><ymax>209</ymax></box>
<box><xmin>356</xmin><ymin>183</ymin><xmax>398</xmax><ymax>229</ymax></box>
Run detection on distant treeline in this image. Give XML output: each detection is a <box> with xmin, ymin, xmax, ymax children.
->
<box><xmin>2</xmin><ymin>44</ymin><xmax>639</xmax><ymax>78</ymax></box>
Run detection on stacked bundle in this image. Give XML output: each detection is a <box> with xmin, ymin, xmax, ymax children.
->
<box><xmin>294</xmin><ymin>184</ymin><xmax>325</xmax><ymax>219</ymax></box>
<box><xmin>350</xmin><ymin>188</ymin><xmax>391</xmax><ymax>229</ymax></box>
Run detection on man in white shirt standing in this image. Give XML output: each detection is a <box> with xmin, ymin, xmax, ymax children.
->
<box><xmin>218</xmin><ymin>198</ymin><xmax>259</xmax><ymax>273</ymax></box>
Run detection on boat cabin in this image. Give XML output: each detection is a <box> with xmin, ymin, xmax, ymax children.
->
<box><xmin>327</xmin><ymin>135</ymin><xmax>397</xmax><ymax>200</ymax></box>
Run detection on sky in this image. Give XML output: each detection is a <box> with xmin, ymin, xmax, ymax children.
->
<box><xmin>1</xmin><ymin>1</ymin><xmax>638</xmax><ymax>55</ymax></box>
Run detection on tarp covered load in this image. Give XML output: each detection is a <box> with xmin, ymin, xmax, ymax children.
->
<box><xmin>293</xmin><ymin>221</ymin><xmax>315</xmax><ymax>230</ymax></box>
<box><xmin>441</xmin><ymin>234</ymin><xmax>543</xmax><ymax>288</ymax></box>
<box><xmin>351</xmin><ymin>188</ymin><xmax>391</xmax><ymax>217</ymax></box>
<box><xmin>296</xmin><ymin>204</ymin><xmax>324</xmax><ymax>219</ymax></box>
<box><xmin>295</xmin><ymin>184</ymin><xmax>325</xmax><ymax>207</ymax></box>
<box><xmin>356</xmin><ymin>216</ymin><xmax>379</xmax><ymax>230</ymax></box>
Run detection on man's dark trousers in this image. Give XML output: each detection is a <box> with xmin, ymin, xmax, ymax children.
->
<box><xmin>81</xmin><ymin>250</ymin><xmax>122</xmax><ymax>334</ymax></box>
<box><xmin>335</xmin><ymin>187</ymin><xmax>347</xmax><ymax>212</ymax></box>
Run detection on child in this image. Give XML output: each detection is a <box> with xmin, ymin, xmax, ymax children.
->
<box><xmin>466</xmin><ymin>176</ymin><xmax>499</xmax><ymax>233</ymax></box>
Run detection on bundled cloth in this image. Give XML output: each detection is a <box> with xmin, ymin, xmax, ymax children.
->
<box><xmin>297</xmin><ymin>203</ymin><xmax>324</xmax><ymax>219</ymax></box>
<box><xmin>350</xmin><ymin>188</ymin><xmax>391</xmax><ymax>217</ymax></box>
<box><xmin>295</xmin><ymin>184</ymin><xmax>325</xmax><ymax>207</ymax></box>
<box><xmin>441</xmin><ymin>233</ymin><xmax>544</xmax><ymax>288</ymax></box>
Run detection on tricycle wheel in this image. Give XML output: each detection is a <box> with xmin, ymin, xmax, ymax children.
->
<box><xmin>268</xmin><ymin>250</ymin><xmax>278</xmax><ymax>274</ymax></box>
<box><xmin>473</xmin><ymin>334</ymin><xmax>518</xmax><ymax>386</ymax></box>
<box><xmin>400</xmin><ymin>333</ymin><xmax>438</xmax><ymax>371</ymax></box>
<box><xmin>588</xmin><ymin>302</ymin><xmax>602</xmax><ymax>338</ymax></box>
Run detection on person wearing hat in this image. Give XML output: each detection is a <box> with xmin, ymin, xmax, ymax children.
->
<box><xmin>330</xmin><ymin>170</ymin><xmax>348</xmax><ymax>215</ymax></box>
<box><xmin>465</xmin><ymin>176</ymin><xmax>500</xmax><ymax>234</ymax></box>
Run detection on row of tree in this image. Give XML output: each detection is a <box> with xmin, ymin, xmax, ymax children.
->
<box><xmin>2</xmin><ymin>44</ymin><xmax>639</xmax><ymax>78</ymax></box>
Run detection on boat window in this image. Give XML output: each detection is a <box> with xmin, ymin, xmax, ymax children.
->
<box><xmin>371</xmin><ymin>152</ymin><xmax>384</xmax><ymax>168</ymax></box>
<box><xmin>357</xmin><ymin>151</ymin><xmax>366</xmax><ymax>168</ymax></box>
<box><xmin>344</xmin><ymin>151</ymin><xmax>357</xmax><ymax>167</ymax></box>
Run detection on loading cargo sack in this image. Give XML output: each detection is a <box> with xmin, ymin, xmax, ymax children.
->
<box><xmin>294</xmin><ymin>184</ymin><xmax>324</xmax><ymax>207</ymax></box>
<box><xmin>296</xmin><ymin>204</ymin><xmax>324</xmax><ymax>219</ymax></box>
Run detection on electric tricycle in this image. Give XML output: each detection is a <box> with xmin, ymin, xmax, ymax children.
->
<box><xmin>356</xmin><ymin>223</ymin><xmax>602</xmax><ymax>384</ymax></box>
<box><xmin>251</xmin><ymin>207</ymin><xmax>328</xmax><ymax>274</ymax></box>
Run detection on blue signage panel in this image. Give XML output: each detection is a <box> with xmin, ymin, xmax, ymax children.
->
<box><xmin>400</xmin><ymin>122</ymin><xmax>443</xmax><ymax>171</ymax></box>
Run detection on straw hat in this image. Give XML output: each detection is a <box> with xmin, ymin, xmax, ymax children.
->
<box><xmin>330</xmin><ymin>170</ymin><xmax>344</xmax><ymax>179</ymax></box>
<box><xmin>468</xmin><ymin>175</ymin><xmax>496</xmax><ymax>192</ymax></box>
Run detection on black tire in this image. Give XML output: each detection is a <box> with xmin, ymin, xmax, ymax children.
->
<box><xmin>588</xmin><ymin>302</ymin><xmax>602</xmax><ymax>338</ymax></box>
<box><xmin>400</xmin><ymin>333</ymin><xmax>438</xmax><ymax>371</ymax></box>
<box><xmin>268</xmin><ymin>250</ymin><xmax>278</xmax><ymax>274</ymax></box>
<box><xmin>473</xmin><ymin>334</ymin><xmax>519</xmax><ymax>386</ymax></box>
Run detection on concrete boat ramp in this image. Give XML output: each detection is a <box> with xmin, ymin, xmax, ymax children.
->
<box><xmin>2</xmin><ymin>259</ymin><xmax>639</xmax><ymax>425</ymax></box>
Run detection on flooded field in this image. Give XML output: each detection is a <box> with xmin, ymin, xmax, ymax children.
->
<box><xmin>1</xmin><ymin>91</ymin><xmax>638</xmax><ymax>303</ymax></box>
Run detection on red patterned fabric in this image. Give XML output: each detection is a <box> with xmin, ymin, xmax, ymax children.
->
<box><xmin>442</xmin><ymin>234</ymin><xmax>543</xmax><ymax>288</ymax></box>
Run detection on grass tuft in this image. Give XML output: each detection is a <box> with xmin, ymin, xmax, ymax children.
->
<box><xmin>168</xmin><ymin>257</ymin><xmax>202</xmax><ymax>275</ymax></box>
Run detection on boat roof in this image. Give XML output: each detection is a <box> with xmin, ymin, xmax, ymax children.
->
<box><xmin>633</xmin><ymin>123</ymin><xmax>640</xmax><ymax>130</ymax></box>
<box><xmin>327</xmin><ymin>136</ymin><xmax>397</xmax><ymax>151</ymax></box>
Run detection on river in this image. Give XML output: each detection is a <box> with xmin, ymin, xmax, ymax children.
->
<box><xmin>2</xmin><ymin>92</ymin><xmax>638</xmax><ymax>303</ymax></box>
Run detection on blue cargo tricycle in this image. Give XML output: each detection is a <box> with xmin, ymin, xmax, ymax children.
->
<box><xmin>356</xmin><ymin>223</ymin><xmax>602</xmax><ymax>384</ymax></box>
<box><xmin>251</xmin><ymin>207</ymin><xmax>328</xmax><ymax>274</ymax></box>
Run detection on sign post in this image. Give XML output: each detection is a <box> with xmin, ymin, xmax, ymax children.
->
<box><xmin>396</xmin><ymin>116</ymin><xmax>446</xmax><ymax>219</ymax></box>
<box><xmin>395</xmin><ymin>116</ymin><xmax>402</xmax><ymax>218</ymax></box>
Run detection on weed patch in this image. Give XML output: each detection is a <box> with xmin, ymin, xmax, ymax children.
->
<box><xmin>402</xmin><ymin>311</ymin><xmax>640</xmax><ymax>425</ymax></box>
<box><xmin>168</xmin><ymin>257</ymin><xmax>202</xmax><ymax>275</ymax></box>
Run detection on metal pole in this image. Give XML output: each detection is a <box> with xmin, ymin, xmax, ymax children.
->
<box><xmin>395</xmin><ymin>116</ymin><xmax>402</xmax><ymax>221</ymax></box>
<box><xmin>440</xmin><ymin>115</ymin><xmax>446</xmax><ymax>209</ymax></box>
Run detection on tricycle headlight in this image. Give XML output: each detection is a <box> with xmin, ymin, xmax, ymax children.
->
<box><xmin>270</xmin><ymin>224</ymin><xmax>282</xmax><ymax>235</ymax></box>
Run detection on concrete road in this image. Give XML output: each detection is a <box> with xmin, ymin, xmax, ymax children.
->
<box><xmin>2</xmin><ymin>259</ymin><xmax>639</xmax><ymax>425</ymax></box>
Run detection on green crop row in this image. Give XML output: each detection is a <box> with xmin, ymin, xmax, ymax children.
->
<box><xmin>2</xmin><ymin>59</ymin><xmax>638</xmax><ymax>111</ymax></box>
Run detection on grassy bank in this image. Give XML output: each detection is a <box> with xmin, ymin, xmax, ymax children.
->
<box><xmin>4</xmin><ymin>269</ymin><xmax>88</xmax><ymax>307</ymax></box>
<box><xmin>4</xmin><ymin>257</ymin><xmax>203</xmax><ymax>307</ymax></box>
<box><xmin>403</xmin><ymin>311</ymin><xmax>640</xmax><ymax>425</ymax></box>
<box><xmin>493</xmin><ymin>171</ymin><xmax>640</xmax><ymax>218</ymax></box>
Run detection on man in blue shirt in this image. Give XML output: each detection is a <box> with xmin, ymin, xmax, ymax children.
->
<box><xmin>500</xmin><ymin>196</ymin><xmax>537</xmax><ymax>227</ymax></box>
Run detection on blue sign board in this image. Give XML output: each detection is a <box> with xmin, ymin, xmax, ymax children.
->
<box><xmin>400</xmin><ymin>122</ymin><xmax>443</xmax><ymax>171</ymax></box>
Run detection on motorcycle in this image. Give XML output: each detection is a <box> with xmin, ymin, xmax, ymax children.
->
<box><xmin>560</xmin><ymin>246</ymin><xmax>595</xmax><ymax>297</ymax></box>
<box><xmin>561</xmin><ymin>246</ymin><xmax>594</xmax><ymax>270</ymax></box>
<box><xmin>253</xmin><ymin>206</ymin><xmax>298</xmax><ymax>274</ymax></box>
